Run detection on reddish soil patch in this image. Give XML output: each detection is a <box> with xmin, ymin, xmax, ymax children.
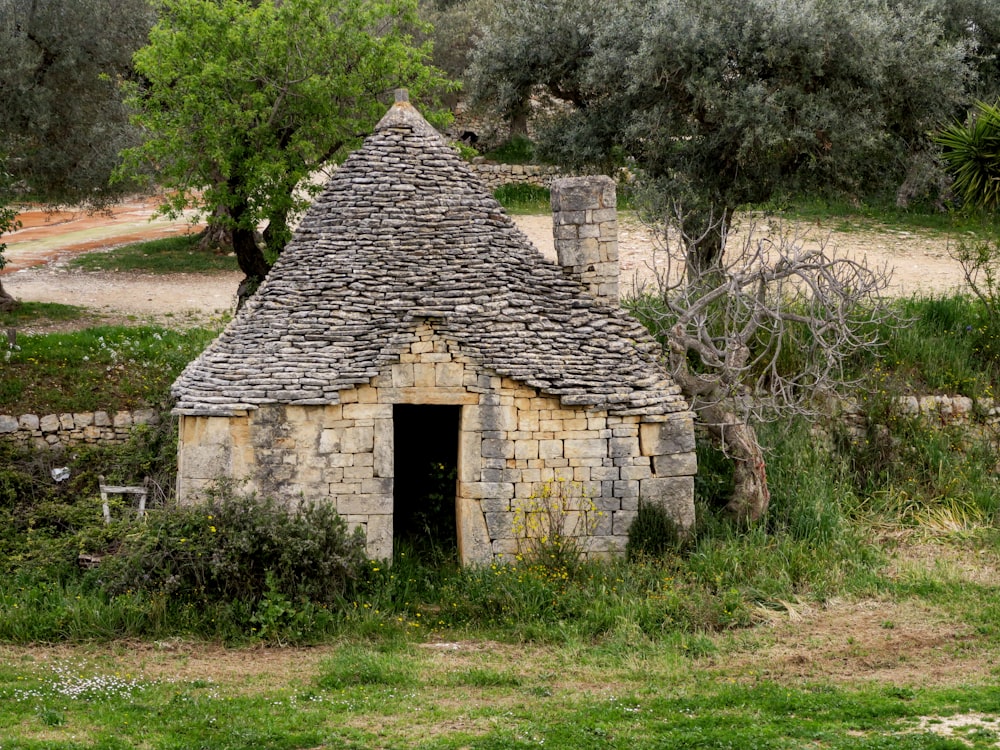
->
<box><xmin>3</xmin><ymin>197</ymin><xmax>203</xmax><ymax>274</ymax></box>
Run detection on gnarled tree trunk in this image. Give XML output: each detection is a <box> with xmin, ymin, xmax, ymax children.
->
<box><xmin>0</xmin><ymin>279</ymin><xmax>17</xmax><ymax>312</ymax></box>
<box><xmin>699</xmin><ymin>401</ymin><xmax>770</xmax><ymax>523</ymax></box>
<box><xmin>232</xmin><ymin>223</ymin><xmax>270</xmax><ymax>310</ymax></box>
<box><xmin>197</xmin><ymin>222</ymin><xmax>232</xmax><ymax>254</ymax></box>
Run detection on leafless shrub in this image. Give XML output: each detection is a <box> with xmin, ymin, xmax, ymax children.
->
<box><xmin>626</xmin><ymin>207</ymin><xmax>897</xmax><ymax>521</ymax></box>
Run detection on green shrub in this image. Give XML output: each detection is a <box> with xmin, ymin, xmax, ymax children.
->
<box><xmin>493</xmin><ymin>183</ymin><xmax>551</xmax><ymax>213</ymax></box>
<box><xmin>0</xmin><ymin>423</ymin><xmax>179</xmax><ymax>580</ymax></box>
<box><xmin>626</xmin><ymin>502</ymin><xmax>683</xmax><ymax>560</ymax></box>
<box><xmin>482</xmin><ymin>135</ymin><xmax>535</xmax><ymax>164</ymax></box>
<box><xmin>96</xmin><ymin>484</ymin><xmax>367</xmax><ymax>611</ymax></box>
<box><xmin>450</xmin><ymin>140</ymin><xmax>479</xmax><ymax>161</ymax></box>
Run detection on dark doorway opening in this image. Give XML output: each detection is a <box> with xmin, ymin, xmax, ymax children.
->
<box><xmin>393</xmin><ymin>404</ymin><xmax>460</xmax><ymax>562</ymax></box>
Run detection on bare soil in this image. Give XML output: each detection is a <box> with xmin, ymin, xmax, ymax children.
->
<box><xmin>1</xmin><ymin>200</ymin><xmax>970</xmax><ymax>331</ymax></box>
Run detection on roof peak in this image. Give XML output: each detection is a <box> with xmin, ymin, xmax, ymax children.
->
<box><xmin>374</xmin><ymin>89</ymin><xmax>439</xmax><ymax>137</ymax></box>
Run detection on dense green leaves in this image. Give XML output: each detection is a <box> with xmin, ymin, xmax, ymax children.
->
<box><xmin>936</xmin><ymin>100</ymin><xmax>1000</xmax><ymax>211</ymax></box>
<box><xmin>921</xmin><ymin>0</ymin><xmax>1000</xmax><ymax>101</ymax></box>
<box><xmin>470</xmin><ymin>0</ymin><xmax>973</xmax><ymax>263</ymax></box>
<box><xmin>119</xmin><ymin>0</ymin><xmax>450</xmax><ymax>278</ymax></box>
<box><xmin>0</xmin><ymin>0</ymin><xmax>153</xmax><ymax>205</ymax></box>
<box><xmin>466</xmin><ymin>0</ymin><xmax>604</xmax><ymax>135</ymax></box>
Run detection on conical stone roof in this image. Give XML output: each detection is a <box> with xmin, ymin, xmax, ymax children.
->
<box><xmin>171</xmin><ymin>96</ymin><xmax>688</xmax><ymax>417</ymax></box>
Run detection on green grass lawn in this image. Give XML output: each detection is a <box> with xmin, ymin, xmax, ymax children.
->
<box><xmin>1</xmin><ymin>630</ymin><xmax>998</xmax><ymax>749</ymax></box>
<box><xmin>0</xmin><ymin>302</ymin><xmax>84</xmax><ymax>329</ymax></box>
<box><xmin>0</xmin><ymin>324</ymin><xmax>217</xmax><ymax>414</ymax></box>
<box><xmin>756</xmin><ymin>195</ymin><xmax>1000</xmax><ymax>239</ymax></box>
<box><xmin>66</xmin><ymin>234</ymin><xmax>238</xmax><ymax>274</ymax></box>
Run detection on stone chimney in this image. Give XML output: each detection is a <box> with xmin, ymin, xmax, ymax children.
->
<box><xmin>551</xmin><ymin>176</ymin><xmax>619</xmax><ymax>306</ymax></box>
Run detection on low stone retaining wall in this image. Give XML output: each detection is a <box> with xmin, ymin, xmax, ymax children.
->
<box><xmin>468</xmin><ymin>162</ymin><xmax>563</xmax><ymax>191</ymax></box>
<box><xmin>840</xmin><ymin>394</ymin><xmax>999</xmax><ymax>424</ymax></box>
<box><xmin>2</xmin><ymin>395</ymin><xmax>995</xmax><ymax>451</ymax></box>
<box><xmin>828</xmin><ymin>394</ymin><xmax>1000</xmax><ymax>441</ymax></box>
<box><xmin>0</xmin><ymin>409</ymin><xmax>160</xmax><ymax>449</ymax></box>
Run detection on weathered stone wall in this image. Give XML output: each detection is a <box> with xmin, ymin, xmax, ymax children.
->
<box><xmin>551</xmin><ymin>176</ymin><xmax>620</xmax><ymax>305</ymax></box>
<box><xmin>828</xmin><ymin>394</ymin><xmax>1000</xmax><ymax>440</ymax></box>
<box><xmin>0</xmin><ymin>409</ymin><xmax>160</xmax><ymax>449</ymax></box>
<box><xmin>467</xmin><ymin>162</ymin><xmax>563</xmax><ymax>191</ymax></box>
<box><xmin>176</xmin><ymin>323</ymin><xmax>696</xmax><ymax>563</ymax></box>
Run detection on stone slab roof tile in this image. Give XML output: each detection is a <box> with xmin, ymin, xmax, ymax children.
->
<box><xmin>172</xmin><ymin>95</ymin><xmax>689</xmax><ymax>417</ymax></box>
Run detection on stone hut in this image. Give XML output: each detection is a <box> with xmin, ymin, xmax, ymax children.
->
<box><xmin>171</xmin><ymin>93</ymin><xmax>696</xmax><ymax>564</ymax></box>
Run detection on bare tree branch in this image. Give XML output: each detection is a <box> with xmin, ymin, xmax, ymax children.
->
<box><xmin>626</xmin><ymin>208</ymin><xmax>898</xmax><ymax>521</ymax></box>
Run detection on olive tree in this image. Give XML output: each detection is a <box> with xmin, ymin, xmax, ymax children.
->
<box><xmin>464</xmin><ymin>0</ymin><xmax>604</xmax><ymax>137</ymax></box>
<box><xmin>0</xmin><ymin>0</ymin><xmax>153</xmax><ymax>206</ymax></box>
<box><xmin>0</xmin><ymin>156</ymin><xmax>20</xmax><ymax>312</ymax></box>
<box><xmin>921</xmin><ymin>0</ymin><xmax>1000</xmax><ymax>101</ymax></box>
<box><xmin>119</xmin><ymin>0</ymin><xmax>450</xmax><ymax>299</ymax></box>
<box><xmin>418</xmin><ymin>0</ymin><xmax>489</xmax><ymax>105</ymax></box>
<box><xmin>470</xmin><ymin>0</ymin><xmax>967</xmax><ymax>520</ymax></box>
<box><xmin>528</xmin><ymin>0</ymin><xmax>972</xmax><ymax>267</ymax></box>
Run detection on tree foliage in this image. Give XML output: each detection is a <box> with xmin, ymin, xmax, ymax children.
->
<box><xmin>470</xmin><ymin>0</ymin><xmax>973</xmax><ymax>266</ymax></box>
<box><xmin>417</xmin><ymin>0</ymin><xmax>488</xmax><ymax>106</ymax></box>
<box><xmin>468</xmin><ymin>0</ymin><xmax>951</xmax><ymax>520</ymax></box>
<box><xmin>936</xmin><ymin>99</ymin><xmax>1000</xmax><ymax>212</ymax></box>
<box><xmin>922</xmin><ymin>0</ymin><xmax>1000</xmax><ymax>101</ymax></box>
<box><xmin>0</xmin><ymin>155</ymin><xmax>21</xmax><ymax>312</ymax></box>
<box><xmin>465</xmin><ymin>0</ymin><xmax>603</xmax><ymax>136</ymax></box>
<box><xmin>0</xmin><ymin>0</ymin><xmax>153</xmax><ymax>205</ymax></box>
<box><xmin>120</xmin><ymin>0</ymin><xmax>450</xmax><ymax>291</ymax></box>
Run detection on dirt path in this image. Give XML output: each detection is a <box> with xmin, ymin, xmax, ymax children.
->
<box><xmin>1</xmin><ymin>199</ymin><xmax>970</xmax><ymax>327</ymax></box>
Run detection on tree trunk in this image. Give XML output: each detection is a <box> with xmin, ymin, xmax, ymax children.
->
<box><xmin>0</xmin><ymin>279</ymin><xmax>17</xmax><ymax>312</ymax></box>
<box><xmin>262</xmin><ymin>209</ymin><xmax>290</xmax><ymax>256</ymax></box>
<box><xmin>232</xmin><ymin>224</ymin><xmax>269</xmax><ymax>310</ymax></box>
<box><xmin>232</xmin><ymin>225</ymin><xmax>269</xmax><ymax>279</ymax></box>
<box><xmin>700</xmin><ymin>401</ymin><xmax>770</xmax><ymax>523</ymax></box>
<box><xmin>680</xmin><ymin>207</ymin><xmax>730</xmax><ymax>274</ymax></box>
<box><xmin>510</xmin><ymin>103</ymin><xmax>530</xmax><ymax>139</ymax></box>
<box><xmin>197</xmin><ymin>221</ymin><xmax>233</xmax><ymax>253</ymax></box>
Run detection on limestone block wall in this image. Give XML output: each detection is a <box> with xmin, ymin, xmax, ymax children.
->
<box><xmin>176</xmin><ymin>324</ymin><xmax>696</xmax><ymax>563</ymax></box>
<box><xmin>0</xmin><ymin>408</ymin><xmax>160</xmax><ymax>449</ymax></box>
<box><xmin>467</xmin><ymin>162</ymin><xmax>563</xmax><ymax>191</ymax></box>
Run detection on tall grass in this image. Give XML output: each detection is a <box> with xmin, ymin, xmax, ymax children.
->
<box><xmin>481</xmin><ymin>135</ymin><xmax>536</xmax><ymax>164</ymax></box>
<box><xmin>493</xmin><ymin>183</ymin><xmax>551</xmax><ymax>214</ymax></box>
<box><xmin>845</xmin><ymin>294</ymin><xmax>1000</xmax><ymax>396</ymax></box>
<box><xmin>0</xmin><ymin>324</ymin><xmax>217</xmax><ymax>414</ymax></box>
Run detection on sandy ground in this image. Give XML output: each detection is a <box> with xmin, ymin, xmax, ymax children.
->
<box><xmin>1</xmin><ymin>199</ymin><xmax>970</xmax><ymax>328</ymax></box>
